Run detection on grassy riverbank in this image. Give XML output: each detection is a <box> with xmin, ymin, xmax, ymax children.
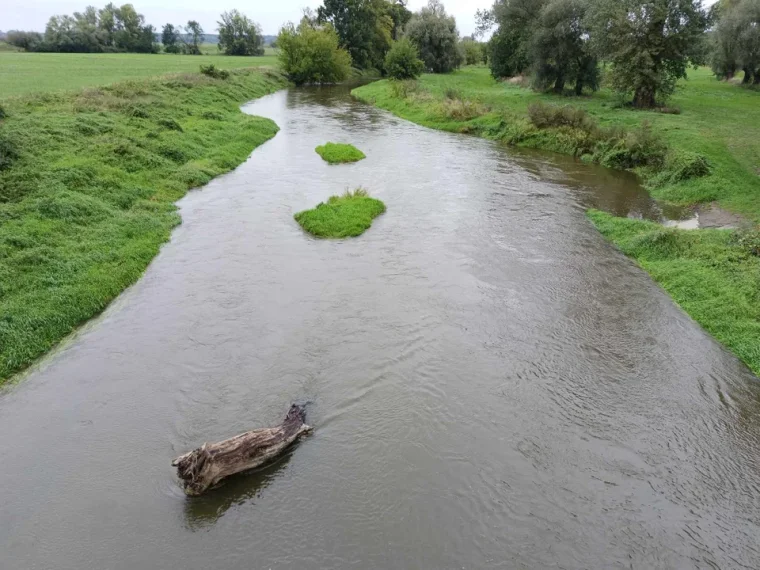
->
<box><xmin>295</xmin><ymin>189</ymin><xmax>385</xmax><ymax>238</ymax></box>
<box><xmin>0</xmin><ymin>68</ymin><xmax>288</xmax><ymax>383</ymax></box>
<box><xmin>353</xmin><ymin>67</ymin><xmax>760</xmax><ymax>376</ymax></box>
<box><xmin>0</xmin><ymin>52</ymin><xmax>280</xmax><ymax>98</ymax></box>
<box><xmin>352</xmin><ymin>67</ymin><xmax>760</xmax><ymax>220</ymax></box>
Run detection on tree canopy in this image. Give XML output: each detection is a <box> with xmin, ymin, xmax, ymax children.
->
<box><xmin>217</xmin><ymin>10</ymin><xmax>265</xmax><ymax>56</ymax></box>
<box><xmin>277</xmin><ymin>18</ymin><xmax>352</xmax><ymax>85</ymax></box>
<box><xmin>404</xmin><ymin>0</ymin><xmax>463</xmax><ymax>73</ymax></box>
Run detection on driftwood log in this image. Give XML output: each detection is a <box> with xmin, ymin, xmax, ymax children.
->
<box><xmin>172</xmin><ymin>404</ymin><xmax>312</xmax><ymax>496</ymax></box>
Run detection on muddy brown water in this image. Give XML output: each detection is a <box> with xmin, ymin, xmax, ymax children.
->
<box><xmin>2</xmin><ymin>86</ymin><xmax>760</xmax><ymax>569</ymax></box>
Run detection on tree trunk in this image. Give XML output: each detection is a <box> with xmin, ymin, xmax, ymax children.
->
<box><xmin>754</xmin><ymin>70</ymin><xmax>760</xmax><ymax>85</ymax></box>
<box><xmin>173</xmin><ymin>404</ymin><xmax>312</xmax><ymax>496</ymax></box>
<box><xmin>553</xmin><ymin>74</ymin><xmax>565</xmax><ymax>94</ymax></box>
<box><xmin>633</xmin><ymin>86</ymin><xmax>656</xmax><ymax>109</ymax></box>
<box><xmin>742</xmin><ymin>67</ymin><xmax>752</xmax><ymax>84</ymax></box>
<box><xmin>574</xmin><ymin>79</ymin><xmax>583</xmax><ymax>96</ymax></box>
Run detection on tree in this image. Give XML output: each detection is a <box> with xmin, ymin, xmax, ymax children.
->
<box><xmin>317</xmin><ymin>0</ymin><xmax>395</xmax><ymax>69</ymax></box>
<box><xmin>162</xmin><ymin>23</ymin><xmax>180</xmax><ymax>53</ymax></box>
<box><xmin>530</xmin><ymin>0</ymin><xmax>598</xmax><ymax>94</ymax></box>
<box><xmin>184</xmin><ymin>21</ymin><xmax>204</xmax><ymax>55</ymax></box>
<box><xmin>6</xmin><ymin>30</ymin><xmax>44</xmax><ymax>51</ymax></box>
<box><xmin>477</xmin><ymin>0</ymin><xmax>547</xmax><ymax>78</ymax></box>
<box><xmin>404</xmin><ymin>0</ymin><xmax>464</xmax><ymax>73</ymax></box>
<box><xmin>588</xmin><ymin>0</ymin><xmax>709</xmax><ymax>108</ymax></box>
<box><xmin>388</xmin><ymin>0</ymin><xmax>412</xmax><ymax>39</ymax></box>
<box><xmin>384</xmin><ymin>38</ymin><xmax>425</xmax><ymax>78</ymax></box>
<box><xmin>217</xmin><ymin>10</ymin><xmax>264</xmax><ymax>56</ymax></box>
<box><xmin>277</xmin><ymin>18</ymin><xmax>352</xmax><ymax>85</ymax></box>
<box><xmin>460</xmin><ymin>38</ymin><xmax>484</xmax><ymax>66</ymax></box>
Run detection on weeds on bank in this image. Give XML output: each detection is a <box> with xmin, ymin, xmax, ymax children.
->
<box><xmin>294</xmin><ymin>188</ymin><xmax>385</xmax><ymax>238</ymax></box>
<box><xmin>0</xmin><ymin>68</ymin><xmax>288</xmax><ymax>383</ymax></box>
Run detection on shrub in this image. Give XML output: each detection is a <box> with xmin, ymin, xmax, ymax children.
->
<box><xmin>732</xmin><ymin>228</ymin><xmax>760</xmax><ymax>257</ymax></box>
<box><xmin>200</xmin><ymin>64</ymin><xmax>230</xmax><ymax>80</ymax></box>
<box><xmin>661</xmin><ymin>150</ymin><xmax>711</xmax><ymax>183</ymax></box>
<box><xmin>437</xmin><ymin>98</ymin><xmax>488</xmax><ymax>121</ymax></box>
<box><xmin>384</xmin><ymin>39</ymin><xmax>425</xmax><ymax>80</ymax></box>
<box><xmin>389</xmin><ymin>79</ymin><xmax>422</xmax><ymax>99</ymax></box>
<box><xmin>527</xmin><ymin>102</ymin><xmax>596</xmax><ymax>131</ymax></box>
<box><xmin>277</xmin><ymin>19</ymin><xmax>352</xmax><ymax>86</ymax></box>
<box><xmin>0</xmin><ymin>105</ymin><xmax>6</xmax><ymax>119</ymax></box>
<box><xmin>0</xmin><ymin>135</ymin><xmax>19</xmax><ymax>171</ymax></box>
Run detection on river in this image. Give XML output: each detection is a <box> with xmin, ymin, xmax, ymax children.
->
<box><xmin>1</xmin><ymin>86</ymin><xmax>759</xmax><ymax>569</ymax></box>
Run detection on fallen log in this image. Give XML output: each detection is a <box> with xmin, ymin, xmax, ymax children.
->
<box><xmin>172</xmin><ymin>404</ymin><xmax>312</xmax><ymax>496</ymax></box>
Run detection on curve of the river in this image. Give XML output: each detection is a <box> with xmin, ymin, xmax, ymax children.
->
<box><xmin>1</xmin><ymin>86</ymin><xmax>759</xmax><ymax>569</ymax></box>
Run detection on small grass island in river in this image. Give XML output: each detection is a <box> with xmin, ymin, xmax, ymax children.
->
<box><xmin>315</xmin><ymin>142</ymin><xmax>366</xmax><ymax>164</ymax></box>
<box><xmin>294</xmin><ymin>188</ymin><xmax>385</xmax><ymax>238</ymax></box>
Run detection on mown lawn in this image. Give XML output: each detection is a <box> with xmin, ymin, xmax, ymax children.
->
<box><xmin>0</xmin><ymin>51</ymin><xmax>280</xmax><ymax>97</ymax></box>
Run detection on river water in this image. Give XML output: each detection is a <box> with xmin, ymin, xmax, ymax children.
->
<box><xmin>1</xmin><ymin>86</ymin><xmax>759</xmax><ymax>569</ymax></box>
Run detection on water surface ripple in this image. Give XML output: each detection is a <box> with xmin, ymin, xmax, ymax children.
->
<box><xmin>1</xmin><ymin>87</ymin><xmax>759</xmax><ymax>569</ymax></box>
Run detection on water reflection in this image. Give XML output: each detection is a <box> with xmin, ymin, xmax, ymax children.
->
<box><xmin>183</xmin><ymin>449</ymin><xmax>295</xmax><ymax>531</ymax></box>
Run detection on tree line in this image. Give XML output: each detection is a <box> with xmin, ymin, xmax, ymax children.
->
<box><xmin>277</xmin><ymin>1</ymin><xmax>469</xmax><ymax>85</ymax></box>
<box><xmin>711</xmin><ymin>0</ymin><xmax>760</xmax><ymax>84</ymax></box>
<box><xmin>5</xmin><ymin>3</ymin><xmax>267</xmax><ymax>56</ymax></box>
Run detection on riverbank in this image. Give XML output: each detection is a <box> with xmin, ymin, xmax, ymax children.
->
<box><xmin>352</xmin><ymin>68</ymin><xmax>760</xmax><ymax>377</ymax></box>
<box><xmin>0</xmin><ymin>68</ymin><xmax>288</xmax><ymax>383</ymax></box>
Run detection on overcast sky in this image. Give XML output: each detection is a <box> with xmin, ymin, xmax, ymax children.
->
<box><xmin>2</xmin><ymin>0</ymin><xmax>496</xmax><ymax>36</ymax></box>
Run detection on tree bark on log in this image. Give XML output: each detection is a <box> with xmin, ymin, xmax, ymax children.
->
<box><xmin>172</xmin><ymin>404</ymin><xmax>312</xmax><ymax>496</ymax></box>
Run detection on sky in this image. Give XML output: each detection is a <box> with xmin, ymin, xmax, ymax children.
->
<box><xmin>2</xmin><ymin>0</ymin><xmax>495</xmax><ymax>37</ymax></box>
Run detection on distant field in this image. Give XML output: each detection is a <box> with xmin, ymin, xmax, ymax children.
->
<box><xmin>0</xmin><ymin>52</ymin><xmax>280</xmax><ymax>97</ymax></box>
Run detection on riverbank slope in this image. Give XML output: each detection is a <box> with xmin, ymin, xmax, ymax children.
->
<box><xmin>0</xmin><ymin>68</ymin><xmax>288</xmax><ymax>383</ymax></box>
<box><xmin>352</xmin><ymin>68</ymin><xmax>760</xmax><ymax>376</ymax></box>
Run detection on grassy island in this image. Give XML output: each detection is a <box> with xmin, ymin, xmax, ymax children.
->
<box><xmin>315</xmin><ymin>142</ymin><xmax>366</xmax><ymax>164</ymax></box>
<box><xmin>294</xmin><ymin>189</ymin><xmax>385</xmax><ymax>238</ymax></box>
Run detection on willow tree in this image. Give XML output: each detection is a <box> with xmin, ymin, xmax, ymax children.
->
<box><xmin>588</xmin><ymin>0</ymin><xmax>709</xmax><ymax>108</ymax></box>
<box><xmin>530</xmin><ymin>0</ymin><xmax>599</xmax><ymax>94</ymax></box>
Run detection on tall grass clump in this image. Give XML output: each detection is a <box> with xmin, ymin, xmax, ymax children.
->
<box><xmin>294</xmin><ymin>188</ymin><xmax>386</xmax><ymax>238</ymax></box>
<box><xmin>315</xmin><ymin>142</ymin><xmax>366</xmax><ymax>164</ymax></box>
<box><xmin>0</xmin><ymin>67</ymin><xmax>288</xmax><ymax>383</ymax></box>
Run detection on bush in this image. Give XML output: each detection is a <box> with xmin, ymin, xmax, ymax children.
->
<box><xmin>0</xmin><ymin>135</ymin><xmax>19</xmax><ymax>171</ymax></box>
<box><xmin>0</xmin><ymin>105</ymin><xmax>6</xmax><ymax>120</ymax></box>
<box><xmin>277</xmin><ymin>19</ymin><xmax>352</xmax><ymax>86</ymax></box>
<box><xmin>199</xmin><ymin>64</ymin><xmax>230</xmax><ymax>80</ymax></box>
<box><xmin>527</xmin><ymin>102</ymin><xmax>596</xmax><ymax>131</ymax></box>
<box><xmin>389</xmin><ymin>79</ymin><xmax>422</xmax><ymax>99</ymax></box>
<box><xmin>384</xmin><ymin>39</ymin><xmax>425</xmax><ymax>80</ymax></box>
<box><xmin>437</xmin><ymin>98</ymin><xmax>488</xmax><ymax>121</ymax></box>
<box><xmin>732</xmin><ymin>228</ymin><xmax>760</xmax><ymax>257</ymax></box>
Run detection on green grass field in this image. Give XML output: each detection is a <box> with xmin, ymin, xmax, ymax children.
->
<box><xmin>353</xmin><ymin>67</ymin><xmax>760</xmax><ymax>376</ymax></box>
<box><xmin>0</xmin><ymin>52</ymin><xmax>280</xmax><ymax>98</ymax></box>
<box><xmin>295</xmin><ymin>189</ymin><xmax>386</xmax><ymax>238</ymax></box>
<box><xmin>0</xmin><ymin>68</ymin><xmax>288</xmax><ymax>383</ymax></box>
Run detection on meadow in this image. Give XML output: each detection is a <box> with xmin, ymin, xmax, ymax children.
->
<box><xmin>354</xmin><ymin>67</ymin><xmax>760</xmax><ymax>376</ymax></box>
<box><xmin>0</xmin><ymin>51</ymin><xmax>279</xmax><ymax>97</ymax></box>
